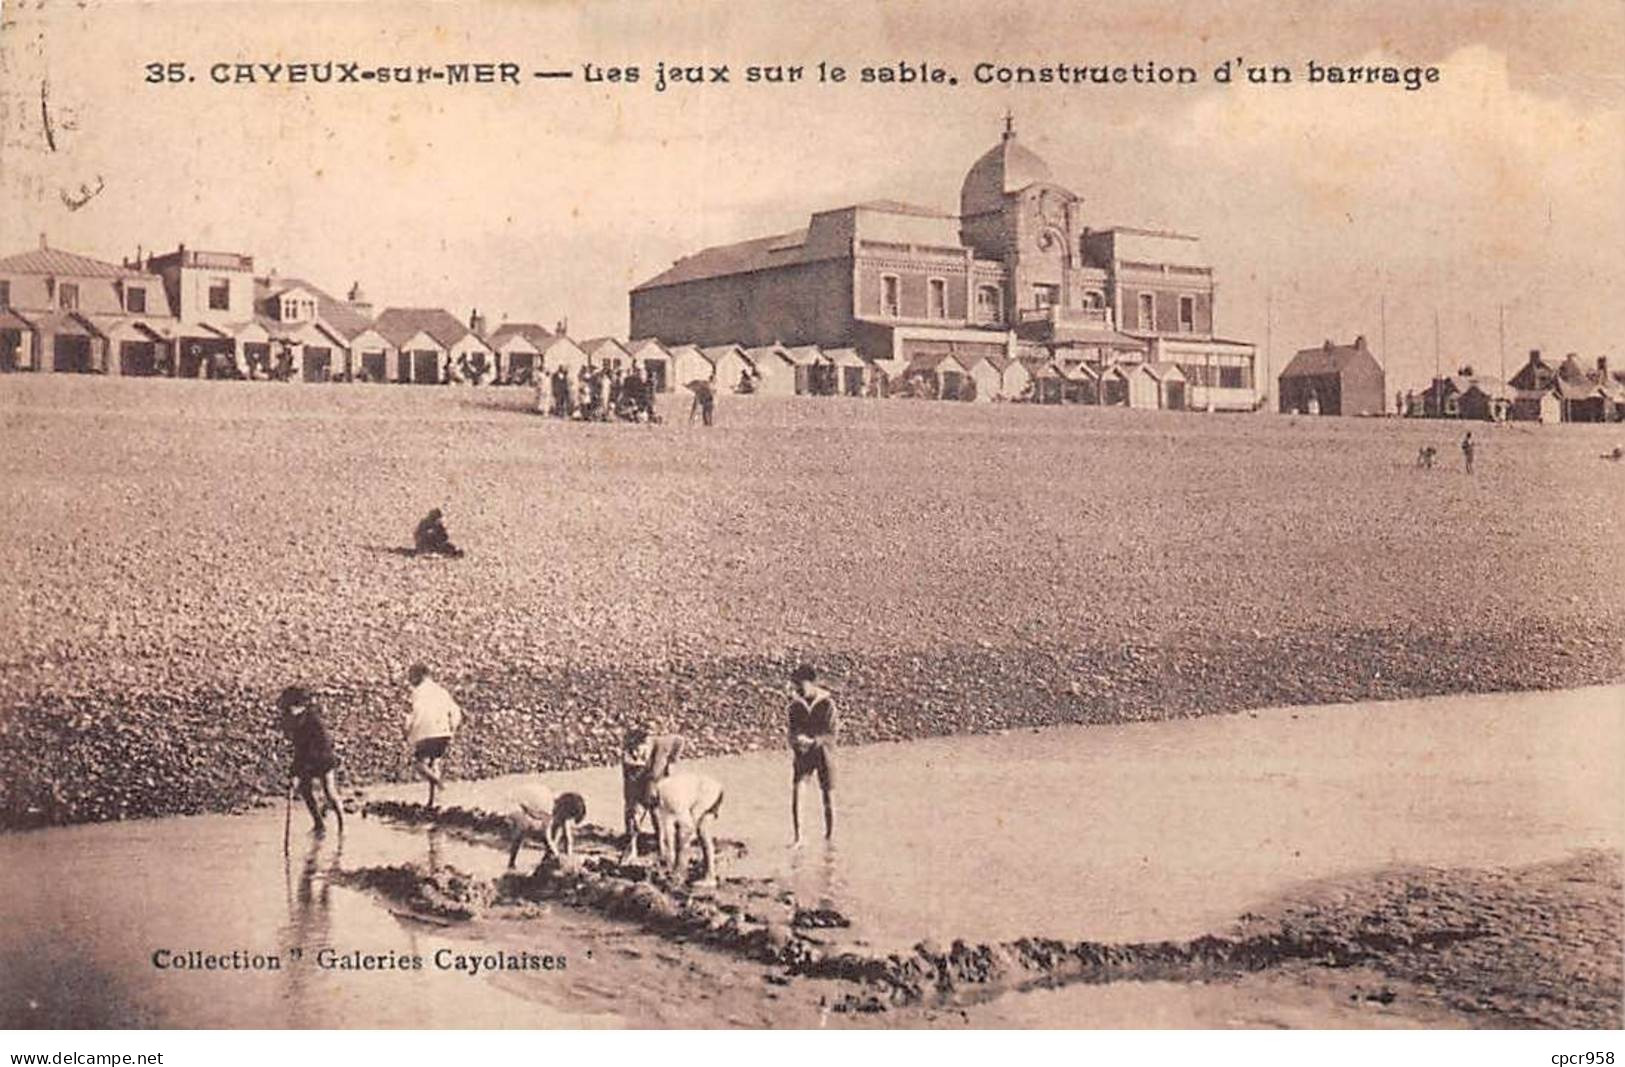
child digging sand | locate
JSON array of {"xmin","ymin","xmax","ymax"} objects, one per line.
[
  {"xmin": 506, "ymin": 783, "xmax": 587, "ymax": 869},
  {"xmin": 651, "ymin": 771, "xmax": 725, "ymax": 887}
]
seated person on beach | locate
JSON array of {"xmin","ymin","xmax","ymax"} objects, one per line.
[
  {"xmin": 506, "ymin": 783, "xmax": 587, "ymax": 869},
  {"xmin": 277, "ymin": 685, "xmax": 344, "ymax": 836},
  {"xmin": 413, "ymin": 508, "xmax": 463, "ymax": 558},
  {"xmin": 651, "ymin": 771, "xmax": 725, "ymax": 887},
  {"xmin": 620, "ymin": 724, "xmax": 684, "ymax": 863}
]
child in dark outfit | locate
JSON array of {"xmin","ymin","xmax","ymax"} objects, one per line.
[
  {"xmin": 278, "ymin": 686, "xmax": 344, "ymax": 835},
  {"xmin": 413, "ymin": 508, "xmax": 463, "ymax": 558}
]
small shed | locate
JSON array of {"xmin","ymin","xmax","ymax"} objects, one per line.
[
  {"xmin": 957, "ymin": 353, "xmax": 1001, "ymax": 403},
  {"xmin": 745, "ymin": 344, "xmax": 798, "ymax": 397},
  {"xmin": 668, "ymin": 343, "xmax": 714, "ymax": 388},
  {"xmin": 703, "ymin": 344, "xmax": 755, "ymax": 394},
  {"xmin": 580, "ymin": 337, "xmax": 631, "ymax": 372},
  {"xmin": 348, "ymin": 326, "xmax": 393, "ymax": 383},
  {"xmin": 1099, "ymin": 363, "xmax": 1133, "ymax": 407},
  {"xmin": 1028, "ymin": 360, "xmax": 1065, "ymax": 405},
  {"xmin": 1144, "ymin": 361, "xmax": 1188, "ymax": 410},
  {"xmin": 1125, "ymin": 363, "xmax": 1162, "ymax": 409},
  {"xmin": 785, "ymin": 345, "xmax": 826, "ymax": 395},
  {"xmin": 536, "ymin": 334, "xmax": 589, "ymax": 378},
  {"xmin": 488, "ymin": 323, "xmax": 550, "ymax": 384},
  {"xmin": 624, "ymin": 338, "xmax": 672, "ymax": 393},
  {"xmin": 375, "ymin": 307, "xmax": 472, "ymax": 385},
  {"xmin": 1054, "ymin": 360, "xmax": 1097, "ymax": 404},
  {"xmin": 991, "ymin": 355, "xmax": 1031, "ymax": 401},
  {"xmin": 823, "ymin": 347, "xmax": 866, "ymax": 396}
]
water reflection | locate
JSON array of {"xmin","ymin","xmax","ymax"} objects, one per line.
[
  {"xmin": 787, "ymin": 840, "xmax": 845, "ymax": 913},
  {"xmin": 425, "ymin": 826, "xmax": 444, "ymax": 874},
  {"xmin": 279, "ymin": 834, "xmax": 342, "ymax": 1024}
]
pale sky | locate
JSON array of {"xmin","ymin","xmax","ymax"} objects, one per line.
[{"xmin": 3, "ymin": 0, "xmax": 1622, "ymax": 392}]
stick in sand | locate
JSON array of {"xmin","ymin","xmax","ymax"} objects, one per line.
[{"xmin": 282, "ymin": 781, "xmax": 293, "ymax": 856}]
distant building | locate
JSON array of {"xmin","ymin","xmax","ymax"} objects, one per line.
[
  {"xmin": 631, "ymin": 117, "xmax": 1257, "ymax": 410},
  {"xmin": 374, "ymin": 307, "xmax": 479, "ymax": 384},
  {"xmin": 0, "ymin": 238, "xmax": 175, "ymax": 375},
  {"xmin": 1507, "ymin": 350, "xmax": 1622, "ymax": 422},
  {"xmin": 1277, "ymin": 336, "xmax": 1386, "ymax": 416}
]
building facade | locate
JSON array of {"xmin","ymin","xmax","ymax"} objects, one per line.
[
  {"xmin": 630, "ymin": 118, "xmax": 1259, "ymax": 409},
  {"xmin": 1278, "ymin": 336, "xmax": 1387, "ymax": 416}
]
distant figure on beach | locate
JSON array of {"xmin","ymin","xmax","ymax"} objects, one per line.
[
  {"xmin": 620, "ymin": 724, "xmax": 684, "ymax": 863},
  {"xmin": 1461, "ymin": 431, "xmax": 1476, "ymax": 474},
  {"xmin": 278, "ymin": 685, "xmax": 344, "ymax": 836},
  {"xmin": 505, "ymin": 783, "xmax": 587, "ymax": 869},
  {"xmin": 404, "ymin": 663, "xmax": 464, "ymax": 808},
  {"xmin": 413, "ymin": 508, "xmax": 463, "ymax": 558},
  {"xmin": 1603, "ymin": 446, "xmax": 1624, "ymax": 462},
  {"xmin": 651, "ymin": 771, "xmax": 725, "ymax": 886},
  {"xmin": 787, "ymin": 663, "xmax": 837, "ymax": 846},
  {"xmin": 1417, "ymin": 445, "xmax": 1436, "ymax": 469},
  {"xmin": 689, "ymin": 378, "xmax": 715, "ymax": 426}
]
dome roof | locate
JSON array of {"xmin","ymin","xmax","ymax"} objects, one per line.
[{"xmin": 960, "ymin": 118, "xmax": 1053, "ymax": 218}]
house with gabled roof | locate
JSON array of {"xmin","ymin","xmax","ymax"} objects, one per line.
[
  {"xmin": 374, "ymin": 307, "xmax": 473, "ymax": 384},
  {"xmin": 0, "ymin": 238, "xmax": 176, "ymax": 375},
  {"xmin": 250, "ymin": 274, "xmax": 366, "ymax": 381},
  {"xmin": 1278, "ymin": 336, "xmax": 1385, "ymax": 416}
]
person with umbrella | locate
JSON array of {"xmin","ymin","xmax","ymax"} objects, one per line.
[{"xmin": 687, "ymin": 375, "xmax": 716, "ymax": 426}]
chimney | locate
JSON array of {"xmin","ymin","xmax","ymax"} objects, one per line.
[
  {"xmin": 1323, "ymin": 339, "xmax": 1333, "ymax": 352},
  {"xmin": 39, "ymin": 233, "xmax": 47, "ymax": 251},
  {"xmin": 1528, "ymin": 349, "xmax": 1541, "ymax": 367},
  {"xmin": 555, "ymin": 317, "xmax": 569, "ymax": 336},
  {"xmin": 1599, "ymin": 356, "xmax": 1609, "ymax": 377},
  {"xmin": 1354, "ymin": 335, "xmax": 1367, "ymax": 350},
  {"xmin": 469, "ymin": 308, "xmax": 486, "ymax": 335}
]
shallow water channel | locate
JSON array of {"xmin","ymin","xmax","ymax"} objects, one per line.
[{"xmin": 3, "ymin": 685, "xmax": 1619, "ymax": 1027}]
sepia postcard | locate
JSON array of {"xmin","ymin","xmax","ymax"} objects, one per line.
[{"xmin": 0, "ymin": 0, "xmax": 1621, "ymax": 1039}]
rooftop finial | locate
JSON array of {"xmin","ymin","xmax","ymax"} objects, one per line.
[{"xmin": 1002, "ymin": 109, "xmax": 1015, "ymax": 139}]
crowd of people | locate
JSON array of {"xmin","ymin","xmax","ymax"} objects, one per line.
[
  {"xmin": 276, "ymin": 661, "xmax": 840, "ymax": 887},
  {"xmin": 535, "ymin": 363, "xmax": 662, "ymax": 423}
]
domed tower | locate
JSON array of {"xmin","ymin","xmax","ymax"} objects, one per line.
[
  {"xmin": 959, "ymin": 115, "xmax": 1084, "ymax": 330},
  {"xmin": 960, "ymin": 113, "xmax": 1054, "ymax": 228}
]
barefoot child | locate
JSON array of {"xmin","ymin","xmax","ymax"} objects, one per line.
[
  {"xmin": 619, "ymin": 723, "xmax": 684, "ymax": 863},
  {"xmin": 404, "ymin": 663, "xmax": 464, "ymax": 808},
  {"xmin": 787, "ymin": 664, "xmax": 837, "ymax": 846},
  {"xmin": 506, "ymin": 783, "xmax": 587, "ymax": 869},
  {"xmin": 651, "ymin": 772, "xmax": 725, "ymax": 886},
  {"xmin": 278, "ymin": 686, "xmax": 344, "ymax": 836}
]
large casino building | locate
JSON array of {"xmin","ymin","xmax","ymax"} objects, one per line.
[{"xmin": 630, "ymin": 118, "xmax": 1258, "ymax": 410}]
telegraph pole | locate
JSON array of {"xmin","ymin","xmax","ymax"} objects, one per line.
[
  {"xmin": 1433, "ymin": 309, "xmax": 1442, "ymax": 417},
  {"xmin": 1264, "ymin": 289, "xmax": 1273, "ymax": 412}
]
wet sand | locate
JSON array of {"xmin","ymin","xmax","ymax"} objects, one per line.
[{"xmin": 2, "ymin": 685, "xmax": 1620, "ymax": 1028}]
